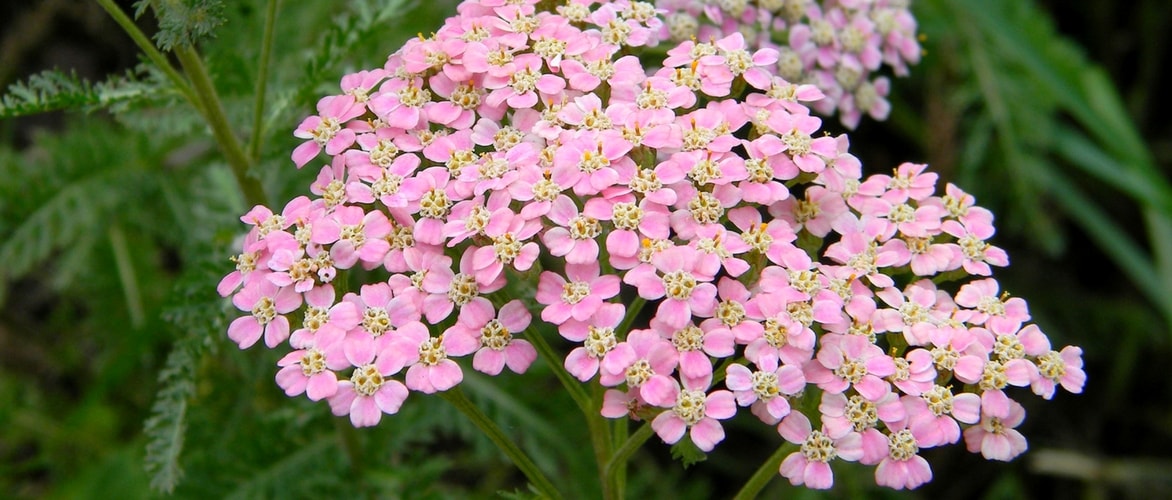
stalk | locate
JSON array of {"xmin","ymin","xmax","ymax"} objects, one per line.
[{"xmin": 440, "ymin": 388, "xmax": 563, "ymax": 499}]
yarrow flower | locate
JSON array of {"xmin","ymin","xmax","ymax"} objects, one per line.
[
  {"xmin": 656, "ymin": 0, "xmax": 922, "ymax": 128},
  {"xmin": 220, "ymin": 0, "xmax": 1083, "ymax": 491}
]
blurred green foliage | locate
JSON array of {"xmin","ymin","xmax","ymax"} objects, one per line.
[{"xmin": 1, "ymin": 0, "xmax": 1170, "ymax": 498}]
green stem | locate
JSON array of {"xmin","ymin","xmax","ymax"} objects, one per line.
[
  {"xmin": 333, "ymin": 417, "xmax": 365, "ymax": 482},
  {"xmin": 610, "ymin": 419, "xmax": 628, "ymax": 500},
  {"xmin": 525, "ymin": 324, "xmax": 593, "ymax": 414},
  {"xmin": 732, "ymin": 442, "xmax": 797, "ymax": 500},
  {"xmin": 173, "ymin": 45, "xmax": 269, "ymax": 208},
  {"xmin": 616, "ymin": 296, "xmax": 646, "ymax": 337},
  {"xmin": 107, "ymin": 225, "xmax": 144, "ymax": 328},
  {"xmin": 587, "ymin": 385, "xmax": 614, "ymax": 500},
  {"xmin": 603, "ymin": 421, "xmax": 653, "ymax": 489},
  {"xmin": 93, "ymin": 0, "xmax": 199, "ymax": 110},
  {"xmin": 440, "ymin": 388, "xmax": 562, "ymax": 499},
  {"xmin": 247, "ymin": 0, "xmax": 281, "ymax": 162}
]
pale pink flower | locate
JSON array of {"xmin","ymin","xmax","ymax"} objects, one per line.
[
  {"xmin": 600, "ymin": 329, "xmax": 680, "ymax": 406},
  {"xmin": 228, "ymin": 280, "xmax": 303, "ymax": 349},
  {"xmin": 725, "ymin": 358, "xmax": 804, "ymax": 424},
  {"xmin": 292, "ymin": 95, "xmax": 366, "ymax": 168},
  {"xmin": 650, "ymin": 376, "xmax": 736, "ymax": 452},
  {"xmin": 623, "ymin": 246, "xmax": 718, "ymax": 329},
  {"xmin": 445, "ymin": 299, "xmax": 537, "ymax": 375},
  {"xmin": 562, "ymin": 303, "xmax": 625, "ymax": 381},
  {"xmin": 941, "ymin": 218, "xmax": 1009, "ymax": 276},
  {"xmin": 806, "ymin": 334, "xmax": 896, "ymax": 401},
  {"xmin": 778, "ymin": 411, "xmax": 864, "ymax": 489},
  {"xmin": 874, "ymin": 429, "xmax": 933, "ymax": 490},
  {"xmin": 276, "ymin": 342, "xmax": 348, "ymax": 401},
  {"xmin": 954, "ymin": 278, "xmax": 1031, "ymax": 334},
  {"xmin": 535, "ymin": 262, "xmax": 621, "ymax": 325},
  {"xmin": 963, "ymin": 399, "xmax": 1029, "ymax": 461},
  {"xmin": 902, "ymin": 385, "xmax": 982, "ymax": 448},
  {"xmin": 542, "ymin": 196, "xmax": 604, "ymax": 264},
  {"xmin": 327, "ymin": 345, "xmax": 409, "ymax": 427}
]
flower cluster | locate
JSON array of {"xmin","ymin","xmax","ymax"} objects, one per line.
[
  {"xmin": 219, "ymin": 0, "xmax": 1082, "ymax": 491},
  {"xmin": 657, "ymin": 0, "xmax": 921, "ymax": 128}
]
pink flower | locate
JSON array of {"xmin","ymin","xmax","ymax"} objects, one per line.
[
  {"xmin": 292, "ymin": 95, "xmax": 366, "ymax": 168},
  {"xmin": 954, "ymin": 278, "xmax": 1030, "ymax": 334},
  {"xmin": 276, "ymin": 342, "xmax": 348, "ymax": 401},
  {"xmin": 600, "ymin": 329, "xmax": 679, "ymax": 406},
  {"xmin": 941, "ymin": 217, "xmax": 1009, "ymax": 276},
  {"xmin": 446, "ymin": 299, "xmax": 538, "ymax": 375},
  {"xmin": 623, "ymin": 246, "xmax": 718, "ymax": 329},
  {"xmin": 805, "ymin": 334, "xmax": 896, "ymax": 401},
  {"xmin": 724, "ymin": 358, "xmax": 804, "ymax": 424},
  {"xmin": 228, "ymin": 280, "xmax": 303, "ymax": 349},
  {"xmin": 386, "ymin": 321, "xmax": 465, "ymax": 394},
  {"xmin": 1032, "ymin": 344, "xmax": 1086, "ymax": 399},
  {"xmin": 778, "ymin": 411, "xmax": 863, "ymax": 489},
  {"xmin": 327, "ymin": 342, "xmax": 409, "ymax": 427},
  {"xmin": 562, "ymin": 303, "xmax": 625, "ymax": 381},
  {"xmin": 650, "ymin": 376, "xmax": 737, "ymax": 452},
  {"xmin": 289, "ymin": 284, "xmax": 360, "ymax": 349},
  {"xmin": 902, "ymin": 385, "xmax": 981, "ymax": 448},
  {"xmin": 420, "ymin": 248, "xmax": 502, "ymax": 323},
  {"xmin": 874, "ymin": 429, "xmax": 933, "ymax": 490},
  {"xmin": 535, "ymin": 262, "xmax": 621, "ymax": 325},
  {"xmin": 963, "ymin": 399, "xmax": 1029, "ymax": 461},
  {"xmin": 542, "ymin": 196, "xmax": 604, "ymax": 264}
]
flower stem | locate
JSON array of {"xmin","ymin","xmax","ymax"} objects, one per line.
[
  {"xmin": 107, "ymin": 225, "xmax": 144, "ymax": 329},
  {"xmin": 525, "ymin": 324, "xmax": 593, "ymax": 414},
  {"xmin": 732, "ymin": 441, "xmax": 797, "ymax": 500},
  {"xmin": 440, "ymin": 387, "xmax": 562, "ymax": 499},
  {"xmin": 93, "ymin": 0, "xmax": 199, "ymax": 111},
  {"xmin": 603, "ymin": 421, "xmax": 653, "ymax": 490},
  {"xmin": 616, "ymin": 296, "xmax": 646, "ymax": 337},
  {"xmin": 248, "ymin": 0, "xmax": 281, "ymax": 163},
  {"xmin": 173, "ymin": 45, "xmax": 269, "ymax": 208}
]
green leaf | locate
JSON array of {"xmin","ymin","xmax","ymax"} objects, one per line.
[
  {"xmin": 0, "ymin": 67, "xmax": 177, "ymax": 118},
  {"xmin": 135, "ymin": 0, "xmax": 227, "ymax": 51},
  {"xmin": 670, "ymin": 438, "xmax": 708, "ymax": 469},
  {"xmin": 145, "ymin": 257, "xmax": 229, "ymax": 493}
]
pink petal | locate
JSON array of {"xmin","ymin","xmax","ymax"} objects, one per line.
[
  {"xmin": 651, "ymin": 412, "xmax": 687, "ymax": 445},
  {"xmin": 689, "ymin": 418, "xmax": 725, "ymax": 452}
]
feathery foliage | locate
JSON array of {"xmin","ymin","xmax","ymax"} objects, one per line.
[
  {"xmin": 134, "ymin": 0, "xmax": 227, "ymax": 51},
  {"xmin": 0, "ymin": 67, "xmax": 174, "ymax": 118}
]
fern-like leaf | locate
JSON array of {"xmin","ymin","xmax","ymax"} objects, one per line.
[
  {"xmin": 145, "ymin": 258, "xmax": 227, "ymax": 493},
  {"xmin": 134, "ymin": 0, "xmax": 226, "ymax": 51},
  {"xmin": 0, "ymin": 67, "xmax": 177, "ymax": 118}
]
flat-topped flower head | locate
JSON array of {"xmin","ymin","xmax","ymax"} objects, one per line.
[{"xmin": 219, "ymin": 0, "xmax": 1081, "ymax": 491}]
